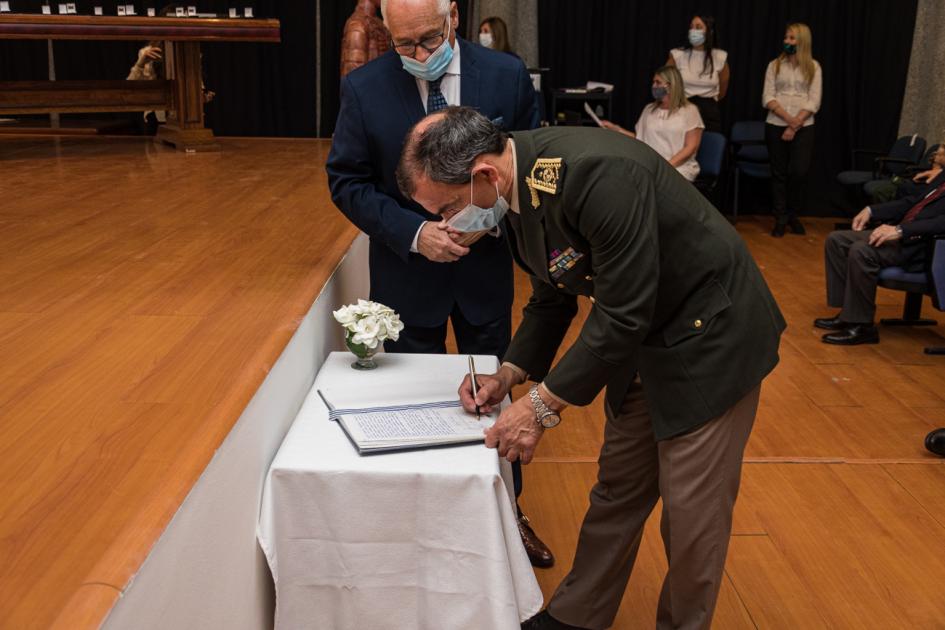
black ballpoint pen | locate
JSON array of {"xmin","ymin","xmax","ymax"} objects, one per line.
[{"xmin": 468, "ymin": 355, "xmax": 481, "ymax": 420}]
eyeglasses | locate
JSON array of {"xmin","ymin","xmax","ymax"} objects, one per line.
[{"xmin": 391, "ymin": 16, "xmax": 450, "ymax": 56}]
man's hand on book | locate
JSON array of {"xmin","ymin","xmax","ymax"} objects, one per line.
[
  {"xmin": 483, "ymin": 396, "xmax": 543, "ymax": 465},
  {"xmin": 459, "ymin": 365, "xmax": 520, "ymax": 415}
]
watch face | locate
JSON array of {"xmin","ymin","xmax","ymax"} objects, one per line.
[{"xmin": 541, "ymin": 413, "xmax": 561, "ymax": 429}]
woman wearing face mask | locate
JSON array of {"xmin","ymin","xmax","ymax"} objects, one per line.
[
  {"xmin": 763, "ymin": 22, "xmax": 822, "ymax": 237},
  {"xmin": 478, "ymin": 16, "xmax": 515, "ymax": 56},
  {"xmin": 601, "ymin": 66, "xmax": 704, "ymax": 181},
  {"xmin": 665, "ymin": 14, "xmax": 729, "ymax": 134}
]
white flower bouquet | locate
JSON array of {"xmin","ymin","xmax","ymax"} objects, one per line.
[{"xmin": 332, "ymin": 299, "xmax": 404, "ymax": 369}]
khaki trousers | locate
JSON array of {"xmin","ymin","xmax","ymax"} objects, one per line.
[{"xmin": 547, "ymin": 380, "xmax": 761, "ymax": 630}]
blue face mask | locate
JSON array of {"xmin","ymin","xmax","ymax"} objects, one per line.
[
  {"xmin": 688, "ymin": 29, "xmax": 705, "ymax": 46},
  {"xmin": 399, "ymin": 19, "xmax": 454, "ymax": 82},
  {"xmin": 651, "ymin": 85, "xmax": 668, "ymax": 101},
  {"xmin": 447, "ymin": 179, "xmax": 509, "ymax": 234},
  {"xmin": 783, "ymin": 43, "xmax": 797, "ymax": 55}
]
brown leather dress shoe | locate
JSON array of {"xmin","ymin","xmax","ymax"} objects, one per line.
[{"xmin": 518, "ymin": 514, "xmax": 555, "ymax": 568}]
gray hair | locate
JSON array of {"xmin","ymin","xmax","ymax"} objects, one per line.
[
  {"xmin": 380, "ymin": 0, "xmax": 450, "ymax": 23},
  {"xmin": 397, "ymin": 106, "xmax": 507, "ymax": 199}
]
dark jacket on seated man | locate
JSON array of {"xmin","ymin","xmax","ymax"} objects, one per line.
[
  {"xmin": 871, "ymin": 170, "xmax": 945, "ymax": 271},
  {"xmin": 819, "ymin": 170, "xmax": 945, "ymax": 345}
]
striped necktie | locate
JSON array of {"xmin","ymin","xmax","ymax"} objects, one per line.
[
  {"xmin": 427, "ymin": 77, "xmax": 448, "ymax": 113},
  {"xmin": 902, "ymin": 181, "xmax": 945, "ymax": 224}
]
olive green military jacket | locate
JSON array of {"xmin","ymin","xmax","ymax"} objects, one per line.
[{"xmin": 503, "ymin": 127, "xmax": 786, "ymax": 440}]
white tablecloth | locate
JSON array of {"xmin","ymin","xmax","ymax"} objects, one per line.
[{"xmin": 257, "ymin": 352, "xmax": 543, "ymax": 630}]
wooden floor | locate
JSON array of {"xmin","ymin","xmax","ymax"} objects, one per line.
[
  {"xmin": 514, "ymin": 217, "xmax": 945, "ymax": 629},
  {"xmin": 0, "ymin": 136, "xmax": 358, "ymax": 629},
  {"xmin": 3, "ymin": 136, "xmax": 945, "ymax": 629}
]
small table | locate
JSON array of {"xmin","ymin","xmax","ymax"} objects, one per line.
[
  {"xmin": 257, "ymin": 352, "xmax": 543, "ymax": 630},
  {"xmin": 551, "ymin": 89, "xmax": 613, "ymax": 126}
]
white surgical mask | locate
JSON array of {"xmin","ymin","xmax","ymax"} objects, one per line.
[
  {"xmin": 479, "ymin": 32, "xmax": 494, "ymax": 48},
  {"xmin": 447, "ymin": 178, "xmax": 509, "ymax": 234},
  {"xmin": 688, "ymin": 29, "xmax": 705, "ymax": 46}
]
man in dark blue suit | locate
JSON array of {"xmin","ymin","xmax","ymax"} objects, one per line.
[
  {"xmin": 326, "ymin": 0, "xmax": 552, "ymax": 566},
  {"xmin": 817, "ymin": 168, "xmax": 945, "ymax": 345}
]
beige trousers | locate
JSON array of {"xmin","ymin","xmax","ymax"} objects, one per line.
[{"xmin": 547, "ymin": 380, "xmax": 762, "ymax": 630}]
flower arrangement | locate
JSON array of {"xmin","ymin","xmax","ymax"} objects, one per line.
[{"xmin": 333, "ymin": 299, "xmax": 404, "ymax": 369}]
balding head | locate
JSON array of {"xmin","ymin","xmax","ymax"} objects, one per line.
[
  {"xmin": 396, "ymin": 106, "xmax": 506, "ymax": 200},
  {"xmin": 381, "ymin": 0, "xmax": 449, "ymax": 23}
]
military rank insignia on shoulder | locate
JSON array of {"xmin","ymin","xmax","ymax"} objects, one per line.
[{"xmin": 525, "ymin": 158, "xmax": 565, "ymax": 209}]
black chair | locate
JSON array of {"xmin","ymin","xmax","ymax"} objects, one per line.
[
  {"xmin": 729, "ymin": 121, "xmax": 770, "ymax": 222},
  {"xmin": 922, "ymin": 238, "xmax": 945, "ymax": 354},
  {"xmin": 837, "ymin": 134, "xmax": 927, "ymax": 198},
  {"xmin": 694, "ymin": 131, "xmax": 727, "ymax": 207},
  {"xmin": 876, "ymin": 236, "xmax": 945, "ymax": 334},
  {"xmin": 864, "ymin": 143, "xmax": 941, "ymax": 202}
]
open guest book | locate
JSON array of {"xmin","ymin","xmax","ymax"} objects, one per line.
[{"xmin": 317, "ymin": 389, "xmax": 497, "ymax": 455}]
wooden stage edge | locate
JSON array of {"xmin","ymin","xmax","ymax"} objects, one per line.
[
  {"xmin": 0, "ymin": 136, "xmax": 358, "ymax": 629},
  {"xmin": 5, "ymin": 135, "xmax": 945, "ymax": 629}
]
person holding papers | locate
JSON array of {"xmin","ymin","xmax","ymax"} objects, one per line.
[
  {"xmin": 396, "ymin": 106, "xmax": 785, "ymax": 630},
  {"xmin": 600, "ymin": 66, "xmax": 704, "ymax": 182}
]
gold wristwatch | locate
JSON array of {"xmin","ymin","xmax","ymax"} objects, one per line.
[{"xmin": 528, "ymin": 384, "xmax": 561, "ymax": 429}]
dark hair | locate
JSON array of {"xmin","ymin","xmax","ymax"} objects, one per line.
[
  {"xmin": 397, "ymin": 106, "xmax": 507, "ymax": 199},
  {"xmin": 684, "ymin": 14, "xmax": 717, "ymax": 77},
  {"xmin": 480, "ymin": 16, "xmax": 513, "ymax": 54}
]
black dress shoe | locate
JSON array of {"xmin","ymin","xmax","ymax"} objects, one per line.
[
  {"xmin": 518, "ymin": 514, "xmax": 555, "ymax": 568},
  {"xmin": 822, "ymin": 324, "xmax": 879, "ymax": 345},
  {"xmin": 771, "ymin": 221, "xmax": 786, "ymax": 237},
  {"xmin": 814, "ymin": 315, "xmax": 847, "ymax": 330},
  {"xmin": 521, "ymin": 610, "xmax": 591, "ymax": 630},
  {"xmin": 926, "ymin": 428, "xmax": 945, "ymax": 456}
]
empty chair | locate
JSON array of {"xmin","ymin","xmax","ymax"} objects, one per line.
[
  {"xmin": 694, "ymin": 131, "xmax": 727, "ymax": 206},
  {"xmin": 729, "ymin": 120, "xmax": 770, "ymax": 221}
]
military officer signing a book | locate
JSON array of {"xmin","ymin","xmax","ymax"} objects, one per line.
[{"xmin": 395, "ymin": 106, "xmax": 786, "ymax": 630}]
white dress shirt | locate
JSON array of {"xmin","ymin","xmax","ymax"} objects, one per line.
[
  {"xmin": 670, "ymin": 47, "xmax": 728, "ymax": 99},
  {"xmin": 762, "ymin": 58, "xmax": 822, "ymax": 127},
  {"xmin": 634, "ymin": 103, "xmax": 704, "ymax": 181},
  {"xmin": 410, "ymin": 40, "xmax": 462, "ymax": 253}
]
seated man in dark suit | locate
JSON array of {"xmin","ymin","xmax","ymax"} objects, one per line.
[
  {"xmin": 326, "ymin": 0, "xmax": 553, "ymax": 565},
  {"xmin": 816, "ymin": 169, "xmax": 945, "ymax": 345}
]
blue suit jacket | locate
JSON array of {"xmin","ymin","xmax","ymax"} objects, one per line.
[
  {"xmin": 326, "ymin": 38, "xmax": 539, "ymax": 327},
  {"xmin": 871, "ymin": 171, "xmax": 945, "ymax": 270}
]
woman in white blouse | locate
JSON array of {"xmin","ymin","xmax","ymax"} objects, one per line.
[
  {"xmin": 666, "ymin": 14, "xmax": 729, "ymax": 133},
  {"xmin": 763, "ymin": 22, "xmax": 822, "ymax": 237},
  {"xmin": 602, "ymin": 66, "xmax": 704, "ymax": 181}
]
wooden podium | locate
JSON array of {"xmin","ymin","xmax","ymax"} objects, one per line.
[{"xmin": 0, "ymin": 14, "xmax": 281, "ymax": 151}]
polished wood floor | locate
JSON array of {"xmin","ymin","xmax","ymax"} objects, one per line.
[
  {"xmin": 0, "ymin": 136, "xmax": 358, "ymax": 629},
  {"xmin": 3, "ymin": 135, "xmax": 945, "ymax": 629},
  {"xmin": 514, "ymin": 217, "xmax": 945, "ymax": 629}
]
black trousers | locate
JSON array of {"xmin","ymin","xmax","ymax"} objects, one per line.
[
  {"xmin": 765, "ymin": 123, "xmax": 815, "ymax": 223},
  {"xmin": 689, "ymin": 96, "xmax": 721, "ymax": 134},
  {"xmin": 824, "ymin": 230, "xmax": 903, "ymax": 324},
  {"xmin": 384, "ymin": 303, "xmax": 523, "ymax": 499}
]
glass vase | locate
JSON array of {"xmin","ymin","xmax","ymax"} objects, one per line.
[{"xmin": 345, "ymin": 333, "xmax": 379, "ymax": 370}]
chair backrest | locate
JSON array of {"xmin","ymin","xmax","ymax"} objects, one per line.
[
  {"xmin": 930, "ymin": 239, "xmax": 945, "ymax": 311},
  {"xmin": 696, "ymin": 131, "xmax": 727, "ymax": 178},
  {"xmin": 889, "ymin": 134, "xmax": 927, "ymax": 168},
  {"xmin": 730, "ymin": 120, "xmax": 765, "ymax": 144}
]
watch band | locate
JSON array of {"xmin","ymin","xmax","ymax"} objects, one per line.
[{"xmin": 528, "ymin": 384, "xmax": 560, "ymax": 428}]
